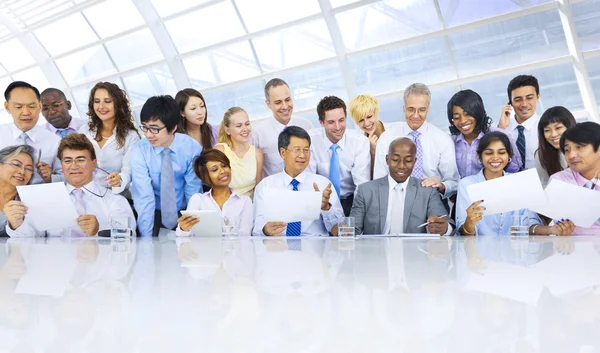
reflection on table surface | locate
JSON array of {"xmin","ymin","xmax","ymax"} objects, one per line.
[{"xmin": 1, "ymin": 235, "xmax": 600, "ymax": 352}]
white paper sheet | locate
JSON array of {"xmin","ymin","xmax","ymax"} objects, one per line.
[
  {"xmin": 263, "ymin": 189, "xmax": 322, "ymax": 222},
  {"xmin": 531, "ymin": 179, "xmax": 600, "ymax": 228},
  {"xmin": 466, "ymin": 169, "xmax": 545, "ymax": 215},
  {"xmin": 16, "ymin": 182, "xmax": 79, "ymax": 231}
]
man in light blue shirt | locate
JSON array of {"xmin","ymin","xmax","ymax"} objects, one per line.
[{"xmin": 131, "ymin": 95, "xmax": 202, "ymax": 237}]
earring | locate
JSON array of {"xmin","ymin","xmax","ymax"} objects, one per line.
[{"xmin": 508, "ymin": 158, "xmax": 512, "ymax": 163}]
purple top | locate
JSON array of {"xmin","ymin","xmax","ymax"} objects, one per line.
[
  {"xmin": 209, "ymin": 123, "xmax": 219, "ymax": 147},
  {"xmin": 451, "ymin": 126, "xmax": 522, "ymax": 178}
]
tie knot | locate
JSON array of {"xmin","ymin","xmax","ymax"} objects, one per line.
[
  {"xmin": 584, "ymin": 180, "xmax": 595, "ymax": 189},
  {"xmin": 72, "ymin": 188, "xmax": 84, "ymax": 199},
  {"xmin": 58, "ymin": 129, "xmax": 69, "ymax": 138},
  {"xmin": 409, "ymin": 130, "xmax": 421, "ymax": 138},
  {"xmin": 517, "ymin": 125, "xmax": 525, "ymax": 132},
  {"xmin": 290, "ymin": 178, "xmax": 300, "ymax": 188},
  {"xmin": 330, "ymin": 144, "xmax": 340, "ymax": 152}
]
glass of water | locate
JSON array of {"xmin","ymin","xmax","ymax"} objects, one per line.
[
  {"xmin": 510, "ymin": 215, "xmax": 529, "ymax": 237},
  {"xmin": 338, "ymin": 217, "xmax": 355, "ymax": 238},
  {"xmin": 222, "ymin": 217, "xmax": 238, "ymax": 236},
  {"xmin": 111, "ymin": 216, "xmax": 132, "ymax": 238}
]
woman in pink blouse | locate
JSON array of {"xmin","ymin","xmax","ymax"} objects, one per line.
[{"xmin": 176, "ymin": 149, "xmax": 253, "ymax": 236}]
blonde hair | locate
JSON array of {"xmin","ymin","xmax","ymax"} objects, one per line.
[
  {"xmin": 218, "ymin": 107, "xmax": 247, "ymax": 149},
  {"xmin": 349, "ymin": 94, "xmax": 380, "ymax": 125}
]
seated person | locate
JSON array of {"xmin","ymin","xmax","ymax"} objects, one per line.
[
  {"xmin": 176, "ymin": 149, "xmax": 253, "ymax": 236},
  {"xmin": 456, "ymin": 131, "xmax": 572, "ymax": 236},
  {"xmin": 131, "ymin": 95, "xmax": 202, "ymax": 237},
  {"xmin": 252, "ymin": 126, "xmax": 344, "ymax": 236},
  {"xmin": 549, "ymin": 122, "xmax": 600, "ymax": 235},
  {"xmin": 350, "ymin": 137, "xmax": 451, "ymax": 235},
  {"xmin": 1, "ymin": 145, "xmax": 35, "ymax": 237},
  {"xmin": 4, "ymin": 134, "xmax": 135, "ymax": 237}
]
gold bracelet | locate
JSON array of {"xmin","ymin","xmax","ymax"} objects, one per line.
[{"xmin": 461, "ymin": 224, "xmax": 475, "ymax": 235}]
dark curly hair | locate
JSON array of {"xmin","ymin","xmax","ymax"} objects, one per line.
[
  {"xmin": 447, "ymin": 89, "xmax": 492, "ymax": 136},
  {"xmin": 87, "ymin": 82, "xmax": 140, "ymax": 149},
  {"xmin": 317, "ymin": 95, "xmax": 347, "ymax": 121}
]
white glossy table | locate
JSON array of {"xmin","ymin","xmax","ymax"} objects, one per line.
[{"xmin": 1, "ymin": 235, "xmax": 599, "ymax": 352}]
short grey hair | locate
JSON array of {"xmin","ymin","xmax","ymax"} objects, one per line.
[
  {"xmin": 264, "ymin": 78, "xmax": 289, "ymax": 101},
  {"xmin": 403, "ymin": 83, "xmax": 431, "ymax": 104},
  {"xmin": 0, "ymin": 145, "xmax": 35, "ymax": 164}
]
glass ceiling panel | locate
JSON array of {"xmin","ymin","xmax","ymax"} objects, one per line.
[
  {"xmin": 252, "ymin": 19, "xmax": 335, "ymax": 72},
  {"xmin": 438, "ymin": 0, "xmax": 553, "ymax": 28},
  {"xmin": 572, "ymin": 0, "xmax": 600, "ymax": 52},
  {"xmin": 202, "ymin": 80, "xmax": 270, "ymax": 124},
  {"xmin": 12, "ymin": 66, "xmax": 50, "ymax": 91},
  {"xmin": 105, "ymin": 29, "xmax": 162, "ymax": 71},
  {"xmin": 330, "ymin": 0, "xmax": 362, "ymax": 8},
  {"xmin": 84, "ymin": 0, "xmax": 145, "ymax": 39},
  {"xmin": 448, "ymin": 9, "xmax": 568, "ymax": 77},
  {"xmin": 235, "ymin": 0, "xmax": 321, "ymax": 32},
  {"xmin": 336, "ymin": 0, "xmax": 441, "ymax": 52},
  {"xmin": 122, "ymin": 63, "xmax": 177, "ymax": 107},
  {"xmin": 165, "ymin": 1, "xmax": 245, "ymax": 54},
  {"xmin": 183, "ymin": 40, "xmax": 261, "ymax": 89},
  {"xmin": 585, "ymin": 56, "xmax": 600, "ymax": 108},
  {"xmin": 34, "ymin": 12, "xmax": 99, "ymax": 56},
  {"xmin": 1, "ymin": 0, "xmax": 82, "ymax": 29},
  {"xmin": 0, "ymin": 38, "xmax": 36, "ymax": 71},
  {"xmin": 56, "ymin": 45, "xmax": 117, "ymax": 86},
  {"xmin": 149, "ymin": 0, "xmax": 214, "ymax": 18}
]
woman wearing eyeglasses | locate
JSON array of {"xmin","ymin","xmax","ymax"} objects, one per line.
[
  {"xmin": 0, "ymin": 145, "xmax": 35, "ymax": 237},
  {"xmin": 79, "ymin": 82, "xmax": 140, "ymax": 196}
]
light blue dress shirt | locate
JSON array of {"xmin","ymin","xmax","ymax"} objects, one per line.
[
  {"xmin": 131, "ymin": 133, "xmax": 202, "ymax": 237},
  {"xmin": 456, "ymin": 169, "xmax": 541, "ymax": 235}
]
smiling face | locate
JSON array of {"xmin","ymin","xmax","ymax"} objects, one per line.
[
  {"xmin": 543, "ymin": 122, "xmax": 567, "ymax": 150},
  {"xmin": 563, "ymin": 139, "xmax": 600, "ymax": 179},
  {"xmin": 182, "ymin": 96, "xmax": 207, "ymax": 127},
  {"xmin": 225, "ymin": 111, "xmax": 251, "ymax": 144},
  {"xmin": 0, "ymin": 152, "xmax": 34, "ymax": 187},
  {"xmin": 452, "ymin": 106, "xmax": 478, "ymax": 137},
  {"xmin": 480, "ymin": 140, "xmax": 510, "ymax": 174},
  {"xmin": 356, "ymin": 110, "xmax": 379, "ymax": 135},
  {"xmin": 386, "ymin": 141, "xmax": 416, "ymax": 183},
  {"xmin": 5, "ymin": 87, "xmax": 41, "ymax": 132},
  {"xmin": 403, "ymin": 94, "xmax": 429, "ymax": 131},
  {"xmin": 61, "ymin": 149, "xmax": 96, "ymax": 188},
  {"xmin": 266, "ymin": 84, "xmax": 294, "ymax": 125},
  {"xmin": 206, "ymin": 160, "xmax": 231, "ymax": 188},
  {"xmin": 93, "ymin": 88, "xmax": 115, "ymax": 123},
  {"xmin": 142, "ymin": 119, "xmax": 175, "ymax": 148},
  {"xmin": 280, "ymin": 136, "xmax": 310, "ymax": 177},
  {"xmin": 320, "ymin": 108, "xmax": 347, "ymax": 144},
  {"xmin": 510, "ymin": 86, "xmax": 539, "ymax": 123}
]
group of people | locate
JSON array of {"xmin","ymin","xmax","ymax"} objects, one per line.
[{"xmin": 0, "ymin": 74, "xmax": 598, "ymax": 238}]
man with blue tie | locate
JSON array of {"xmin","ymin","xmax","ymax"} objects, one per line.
[
  {"xmin": 309, "ymin": 96, "xmax": 370, "ymax": 216},
  {"xmin": 40, "ymin": 88, "xmax": 86, "ymax": 138},
  {"xmin": 131, "ymin": 95, "xmax": 202, "ymax": 237},
  {"xmin": 253, "ymin": 126, "xmax": 344, "ymax": 236}
]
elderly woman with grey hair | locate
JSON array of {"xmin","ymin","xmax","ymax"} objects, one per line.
[{"xmin": 0, "ymin": 145, "xmax": 35, "ymax": 237}]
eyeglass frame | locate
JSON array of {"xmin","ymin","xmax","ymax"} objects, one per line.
[
  {"xmin": 139, "ymin": 125, "xmax": 168, "ymax": 134},
  {"xmin": 61, "ymin": 157, "xmax": 92, "ymax": 166},
  {"xmin": 0, "ymin": 160, "xmax": 35, "ymax": 174},
  {"xmin": 283, "ymin": 147, "xmax": 311, "ymax": 155},
  {"xmin": 41, "ymin": 101, "xmax": 66, "ymax": 112}
]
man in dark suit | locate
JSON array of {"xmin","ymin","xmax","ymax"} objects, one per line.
[{"xmin": 350, "ymin": 137, "xmax": 452, "ymax": 235}]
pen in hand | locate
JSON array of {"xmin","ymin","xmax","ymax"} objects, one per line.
[{"xmin": 417, "ymin": 215, "xmax": 449, "ymax": 228}]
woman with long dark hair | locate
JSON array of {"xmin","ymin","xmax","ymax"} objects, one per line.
[{"xmin": 175, "ymin": 88, "xmax": 217, "ymax": 151}]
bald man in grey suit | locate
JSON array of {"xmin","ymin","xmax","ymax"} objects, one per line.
[{"xmin": 350, "ymin": 138, "xmax": 453, "ymax": 235}]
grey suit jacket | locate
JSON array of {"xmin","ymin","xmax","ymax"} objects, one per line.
[{"xmin": 350, "ymin": 176, "xmax": 451, "ymax": 235}]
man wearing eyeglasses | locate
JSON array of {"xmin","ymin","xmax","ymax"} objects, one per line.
[
  {"xmin": 0, "ymin": 81, "xmax": 63, "ymax": 184},
  {"xmin": 253, "ymin": 126, "xmax": 344, "ymax": 236},
  {"xmin": 131, "ymin": 95, "xmax": 202, "ymax": 237},
  {"xmin": 5, "ymin": 133, "xmax": 135, "ymax": 237},
  {"xmin": 41, "ymin": 88, "xmax": 85, "ymax": 138}
]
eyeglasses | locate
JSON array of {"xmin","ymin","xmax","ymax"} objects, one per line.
[
  {"xmin": 1, "ymin": 160, "xmax": 34, "ymax": 174},
  {"xmin": 139, "ymin": 125, "xmax": 167, "ymax": 134},
  {"xmin": 62, "ymin": 157, "xmax": 90, "ymax": 166},
  {"xmin": 284, "ymin": 148, "xmax": 311, "ymax": 155},
  {"xmin": 41, "ymin": 101, "xmax": 65, "ymax": 112}
]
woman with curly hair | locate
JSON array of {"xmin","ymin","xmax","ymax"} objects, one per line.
[
  {"xmin": 175, "ymin": 88, "xmax": 217, "ymax": 151},
  {"xmin": 78, "ymin": 82, "xmax": 140, "ymax": 195}
]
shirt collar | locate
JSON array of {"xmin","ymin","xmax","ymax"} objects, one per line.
[
  {"xmin": 454, "ymin": 130, "xmax": 485, "ymax": 144},
  {"xmin": 46, "ymin": 117, "xmax": 77, "ymax": 134},
  {"xmin": 476, "ymin": 168, "xmax": 507, "ymax": 181},
  {"xmin": 387, "ymin": 174, "xmax": 410, "ymax": 193},
  {"xmin": 508, "ymin": 113, "xmax": 539, "ymax": 131},
  {"xmin": 271, "ymin": 117, "xmax": 290, "ymax": 131},
  {"xmin": 152, "ymin": 134, "xmax": 178, "ymax": 155},
  {"xmin": 567, "ymin": 168, "xmax": 593, "ymax": 186},
  {"xmin": 204, "ymin": 188, "xmax": 241, "ymax": 200},
  {"xmin": 283, "ymin": 169, "xmax": 308, "ymax": 186},
  {"xmin": 66, "ymin": 180, "xmax": 98, "ymax": 195},
  {"xmin": 404, "ymin": 121, "xmax": 429, "ymax": 134},
  {"xmin": 321, "ymin": 128, "xmax": 346, "ymax": 150},
  {"xmin": 11, "ymin": 124, "xmax": 40, "ymax": 143}
]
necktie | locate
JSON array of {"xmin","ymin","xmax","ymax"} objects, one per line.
[
  {"xmin": 409, "ymin": 130, "xmax": 425, "ymax": 179},
  {"xmin": 516, "ymin": 125, "xmax": 526, "ymax": 169},
  {"xmin": 584, "ymin": 180, "xmax": 595, "ymax": 190},
  {"xmin": 58, "ymin": 129, "xmax": 69, "ymax": 138},
  {"xmin": 329, "ymin": 144, "xmax": 341, "ymax": 198},
  {"xmin": 20, "ymin": 132, "xmax": 29, "ymax": 146},
  {"xmin": 389, "ymin": 184, "xmax": 404, "ymax": 234},
  {"xmin": 286, "ymin": 179, "xmax": 302, "ymax": 236},
  {"xmin": 71, "ymin": 188, "xmax": 86, "ymax": 215},
  {"xmin": 160, "ymin": 148, "xmax": 178, "ymax": 229}
]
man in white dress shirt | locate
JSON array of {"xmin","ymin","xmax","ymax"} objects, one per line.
[
  {"xmin": 497, "ymin": 75, "xmax": 541, "ymax": 170},
  {"xmin": 253, "ymin": 126, "xmax": 344, "ymax": 236},
  {"xmin": 308, "ymin": 96, "xmax": 370, "ymax": 216},
  {"xmin": 0, "ymin": 81, "xmax": 63, "ymax": 184},
  {"xmin": 41, "ymin": 88, "xmax": 86, "ymax": 138},
  {"xmin": 373, "ymin": 83, "xmax": 459, "ymax": 199},
  {"xmin": 252, "ymin": 78, "xmax": 314, "ymax": 177},
  {"xmin": 4, "ymin": 133, "xmax": 135, "ymax": 237}
]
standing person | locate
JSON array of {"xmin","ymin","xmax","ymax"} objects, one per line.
[
  {"xmin": 214, "ymin": 107, "xmax": 263, "ymax": 199},
  {"xmin": 41, "ymin": 88, "xmax": 86, "ymax": 138},
  {"xmin": 131, "ymin": 95, "xmax": 202, "ymax": 237},
  {"xmin": 0, "ymin": 145, "xmax": 35, "ymax": 237},
  {"xmin": 0, "ymin": 81, "xmax": 63, "ymax": 184},
  {"xmin": 498, "ymin": 75, "xmax": 542, "ymax": 170},
  {"xmin": 535, "ymin": 106, "xmax": 576, "ymax": 187},
  {"xmin": 309, "ymin": 96, "xmax": 370, "ymax": 216},
  {"xmin": 175, "ymin": 88, "xmax": 217, "ymax": 151},
  {"xmin": 252, "ymin": 78, "xmax": 313, "ymax": 177},
  {"xmin": 349, "ymin": 94, "xmax": 388, "ymax": 178},
  {"xmin": 79, "ymin": 82, "xmax": 141, "ymax": 195}
]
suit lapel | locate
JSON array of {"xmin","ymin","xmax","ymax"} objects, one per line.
[
  {"xmin": 378, "ymin": 177, "xmax": 389, "ymax": 231},
  {"xmin": 403, "ymin": 178, "xmax": 418, "ymax": 232}
]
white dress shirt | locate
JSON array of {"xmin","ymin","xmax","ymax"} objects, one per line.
[
  {"xmin": 251, "ymin": 117, "xmax": 314, "ymax": 177},
  {"xmin": 79, "ymin": 125, "xmax": 141, "ymax": 194},
  {"xmin": 383, "ymin": 175, "xmax": 408, "ymax": 234},
  {"xmin": 504, "ymin": 113, "xmax": 540, "ymax": 170},
  {"xmin": 252, "ymin": 170, "xmax": 344, "ymax": 236},
  {"xmin": 308, "ymin": 128, "xmax": 371, "ymax": 198},
  {"xmin": 0, "ymin": 123, "xmax": 63, "ymax": 184},
  {"xmin": 176, "ymin": 189, "xmax": 254, "ymax": 237},
  {"xmin": 44, "ymin": 117, "xmax": 86, "ymax": 137},
  {"xmin": 6, "ymin": 180, "xmax": 135, "ymax": 237},
  {"xmin": 373, "ymin": 121, "xmax": 460, "ymax": 197}
]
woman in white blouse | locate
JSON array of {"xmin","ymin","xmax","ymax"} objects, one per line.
[
  {"xmin": 176, "ymin": 149, "xmax": 253, "ymax": 236},
  {"xmin": 79, "ymin": 82, "xmax": 140, "ymax": 195}
]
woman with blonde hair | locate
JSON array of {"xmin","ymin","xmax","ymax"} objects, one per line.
[
  {"xmin": 214, "ymin": 107, "xmax": 263, "ymax": 198},
  {"xmin": 349, "ymin": 94, "xmax": 388, "ymax": 178}
]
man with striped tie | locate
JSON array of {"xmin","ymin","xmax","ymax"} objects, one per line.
[{"xmin": 253, "ymin": 126, "xmax": 344, "ymax": 236}]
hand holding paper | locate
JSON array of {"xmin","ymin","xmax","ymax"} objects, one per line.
[
  {"xmin": 16, "ymin": 182, "xmax": 79, "ymax": 231},
  {"xmin": 263, "ymin": 188, "xmax": 321, "ymax": 223}
]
